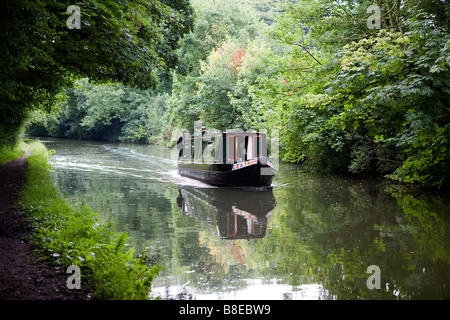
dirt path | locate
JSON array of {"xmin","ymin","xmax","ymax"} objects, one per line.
[{"xmin": 0, "ymin": 150, "xmax": 90, "ymax": 300}]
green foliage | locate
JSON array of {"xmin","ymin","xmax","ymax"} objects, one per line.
[
  {"xmin": 19, "ymin": 142, "xmax": 162, "ymax": 299},
  {"xmin": 27, "ymin": 79, "xmax": 169, "ymax": 143},
  {"xmin": 195, "ymin": 38, "xmax": 246, "ymax": 130},
  {"xmin": 26, "ymin": 110, "xmax": 60, "ymax": 137},
  {"xmin": 0, "ymin": 144, "xmax": 25, "ymax": 164},
  {"xmin": 319, "ymin": 21, "xmax": 450, "ymax": 186},
  {"xmin": 282, "ymin": 0, "xmax": 449, "ymax": 50},
  {"xmin": 389, "ymin": 122, "xmax": 450, "ymax": 187},
  {"xmin": 121, "ymin": 91, "xmax": 170, "ymax": 144},
  {"xmin": 253, "ymin": 3, "xmax": 450, "ymax": 187},
  {"xmin": 166, "ymin": 0, "xmax": 271, "ymax": 133},
  {"xmin": 0, "ymin": 0, "xmax": 193, "ymax": 149}
]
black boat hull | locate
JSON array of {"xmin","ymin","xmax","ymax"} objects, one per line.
[{"xmin": 177, "ymin": 160, "xmax": 276, "ymax": 187}]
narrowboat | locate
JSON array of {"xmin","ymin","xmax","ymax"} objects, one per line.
[{"xmin": 177, "ymin": 130, "xmax": 277, "ymax": 187}]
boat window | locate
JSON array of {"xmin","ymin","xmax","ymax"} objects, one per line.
[
  {"xmin": 227, "ymin": 135, "xmax": 235, "ymax": 163},
  {"xmin": 253, "ymin": 135, "xmax": 267, "ymax": 158},
  {"xmin": 253, "ymin": 136, "xmax": 261, "ymax": 157},
  {"xmin": 236, "ymin": 136, "xmax": 247, "ymax": 162},
  {"xmin": 225, "ymin": 133, "xmax": 267, "ymax": 163},
  {"xmin": 247, "ymin": 136, "xmax": 253, "ymax": 160}
]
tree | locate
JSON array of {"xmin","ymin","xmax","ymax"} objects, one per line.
[
  {"xmin": 27, "ymin": 78, "xmax": 170, "ymax": 143},
  {"xmin": 252, "ymin": 0, "xmax": 450, "ymax": 186},
  {"xmin": 280, "ymin": 0, "xmax": 449, "ymax": 50},
  {"xmin": 195, "ymin": 39, "xmax": 244, "ymax": 130},
  {"xmin": 166, "ymin": 0, "xmax": 269, "ymax": 132},
  {"xmin": 0, "ymin": 0, "xmax": 193, "ymax": 148}
]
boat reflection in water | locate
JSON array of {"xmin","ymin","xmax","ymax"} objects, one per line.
[{"xmin": 176, "ymin": 186, "xmax": 276, "ymax": 239}]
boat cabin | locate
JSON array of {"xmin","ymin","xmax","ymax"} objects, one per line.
[{"xmin": 179, "ymin": 131, "xmax": 268, "ymax": 164}]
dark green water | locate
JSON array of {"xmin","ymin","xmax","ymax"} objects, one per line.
[{"xmin": 42, "ymin": 138, "xmax": 450, "ymax": 300}]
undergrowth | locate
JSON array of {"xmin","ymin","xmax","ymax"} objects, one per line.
[
  {"xmin": 0, "ymin": 143, "xmax": 25, "ymax": 164},
  {"xmin": 19, "ymin": 141, "xmax": 162, "ymax": 299}
]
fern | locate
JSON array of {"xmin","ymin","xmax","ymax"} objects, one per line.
[
  {"xmin": 114, "ymin": 232, "xmax": 128, "ymax": 255},
  {"xmin": 123, "ymin": 247, "xmax": 135, "ymax": 261}
]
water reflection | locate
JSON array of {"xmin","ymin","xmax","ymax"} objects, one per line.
[
  {"xmin": 177, "ymin": 187, "xmax": 276, "ymax": 240},
  {"xmin": 41, "ymin": 138, "xmax": 450, "ymax": 300}
]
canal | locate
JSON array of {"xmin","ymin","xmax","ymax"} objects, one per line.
[{"xmin": 41, "ymin": 138, "xmax": 450, "ymax": 300}]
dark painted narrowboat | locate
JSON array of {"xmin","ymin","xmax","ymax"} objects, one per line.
[{"xmin": 177, "ymin": 130, "xmax": 277, "ymax": 187}]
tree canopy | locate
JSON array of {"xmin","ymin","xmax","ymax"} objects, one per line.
[
  {"xmin": 251, "ymin": 0, "xmax": 450, "ymax": 187},
  {"xmin": 0, "ymin": 0, "xmax": 193, "ymax": 147}
]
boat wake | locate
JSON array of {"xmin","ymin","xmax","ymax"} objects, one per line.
[{"xmin": 50, "ymin": 144, "xmax": 214, "ymax": 187}]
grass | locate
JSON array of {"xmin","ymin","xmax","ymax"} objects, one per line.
[
  {"xmin": 21, "ymin": 137, "xmax": 48, "ymax": 155},
  {"xmin": 18, "ymin": 140, "xmax": 161, "ymax": 299},
  {"xmin": 0, "ymin": 143, "xmax": 25, "ymax": 164},
  {"xmin": 0, "ymin": 138, "xmax": 47, "ymax": 164}
]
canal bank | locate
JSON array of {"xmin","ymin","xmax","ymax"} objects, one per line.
[
  {"xmin": 0, "ymin": 141, "xmax": 90, "ymax": 299},
  {"xmin": 0, "ymin": 140, "xmax": 160, "ymax": 300}
]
